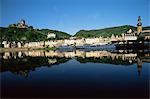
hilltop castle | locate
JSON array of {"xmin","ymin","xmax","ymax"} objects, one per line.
[
  {"xmin": 17, "ymin": 19, "xmax": 28, "ymax": 28},
  {"xmin": 9, "ymin": 19, "xmax": 28, "ymax": 28}
]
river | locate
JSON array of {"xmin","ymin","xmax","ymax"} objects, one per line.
[{"xmin": 0, "ymin": 50, "xmax": 149, "ymax": 98}]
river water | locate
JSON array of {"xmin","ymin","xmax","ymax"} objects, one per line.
[{"xmin": 0, "ymin": 50, "xmax": 149, "ymax": 98}]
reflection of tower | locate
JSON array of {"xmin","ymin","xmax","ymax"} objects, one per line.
[
  {"xmin": 137, "ymin": 58, "xmax": 142, "ymax": 77},
  {"xmin": 137, "ymin": 16, "xmax": 142, "ymax": 35}
]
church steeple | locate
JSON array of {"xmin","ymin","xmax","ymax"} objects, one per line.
[{"xmin": 137, "ymin": 16, "xmax": 142, "ymax": 34}]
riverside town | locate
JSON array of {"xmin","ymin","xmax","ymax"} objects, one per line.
[
  {"xmin": 0, "ymin": 16, "xmax": 150, "ymax": 51},
  {"xmin": 0, "ymin": 14, "xmax": 150, "ymax": 98},
  {"xmin": 0, "ymin": 1, "xmax": 150, "ymax": 97}
]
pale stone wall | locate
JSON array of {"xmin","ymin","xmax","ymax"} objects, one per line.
[
  {"xmin": 85, "ymin": 38, "xmax": 100, "ymax": 44},
  {"xmin": 3, "ymin": 52, "xmax": 10, "ymax": 59},
  {"xmin": 110, "ymin": 34, "xmax": 117, "ymax": 41},
  {"xmin": 27, "ymin": 42, "xmax": 44, "ymax": 48},
  {"xmin": 55, "ymin": 40, "xmax": 64, "ymax": 47},
  {"xmin": 75, "ymin": 39, "xmax": 85, "ymax": 46},
  {"xmin": 64, "ymin": 39, "xmax": 85, "ymax": 46},
  {"xmin": 1, "ymin": 37, "xmax": 113, "ymax": 48},
  {"xmin": 45, "ymin": 41, "xmax": 57, "ymax": 47},
  {"xmin": 124, "ymin": 35, "xmax": 137, "ymax": 41},
  {"xmin": 2, "ymin": 41, "xmax": 10, "ymax": 48},
  {"xmin": 118, "ymin": 36, "xmax": 124, "ymax": 41},
  {"xmin": 17, "ymin": 42, "xmax": 22, "ymax": 48},
  {"xmin": 5, "ymin": 51, "xmax": 143, "ymax": 65},
  {"xmin": 145, "ymin": 36, "xmax": 150, "ymax": 40},
  {"xmin": 48, "ymin": 59, "xmax": 57, "ymax": 64},
  {"xmin": 21, "ymin": 40, "xmax": 64, "ymax": 48},
  {"xmin": 2, "ymin": 50, "xmax": 139, "ymax": 62},
  {"xmin": 64, "ymin": 39, "xmax": 75, "ymax": 45},
  {"xmin": 28, "ymin": 51, "xmax": 45, "ymax": 57}
]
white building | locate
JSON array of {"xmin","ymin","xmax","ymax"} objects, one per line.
[
  {"xmin": 124, "ymin": 29, "xmax": 137, "ymax": 41},
  {"xmin": 47, "ymin": 32, "xmax": 56, "ymax": 38}
]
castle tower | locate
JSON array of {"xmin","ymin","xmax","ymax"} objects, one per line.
[
  {"xmin": 137, "ymin": 16, "xmax": 142, "ymax": 35},
  {"xmin": 17, "ymin": 19, "xmax": 28, "ymax": 28},
  {"xmin": 21, "ymin": 19, "xmax": 25, "ymax": 26}
]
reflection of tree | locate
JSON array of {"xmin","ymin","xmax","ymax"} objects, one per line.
[
  {"xmin": 76, "ymin": 56, "xmax": 134, "ymax": 65},
  {"xmin": 1, "ymin": 50, "xmax": 149, "ymax": 77},
  {"xmin": 1, "ymin": 56, "xmax": 70, "ymax": 77}
]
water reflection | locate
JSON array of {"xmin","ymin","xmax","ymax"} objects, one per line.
[{"xmin": 1, "ymin": 50, "xmax": 149, "ymax": 77}]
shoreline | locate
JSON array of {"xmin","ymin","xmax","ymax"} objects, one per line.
[
  {"xmin": 0, "ymin": 47, "xmax": 57, "ymax": 52},
  {"xmin": 0, "ymin": 48, "xmax": 33, "ymax": 52}
]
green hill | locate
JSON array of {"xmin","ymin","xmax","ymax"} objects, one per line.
[
  {"xmin": 142, "ymin": 26, "xmax": 150, "ymax": 30},
  {"xmin": 0, "ymin": 27, "xmax": 71, "ymax": 43},
  {"xmin": 74, "ymin": 25, "xmax": 150, "ymax": 38},
  {"xmin": 39, "ymin": 29, "xmax": 71, "ymax": 39}
]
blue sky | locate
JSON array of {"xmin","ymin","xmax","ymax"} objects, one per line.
[{"xmin": 0, "ymin": 0, "xmax": 149, "ymax": 34}]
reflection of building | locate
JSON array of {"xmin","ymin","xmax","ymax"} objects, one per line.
[
  {"xmin": 48, "ymin": 59, "xmax": 57, "ymax": 64},
  {"xmin": 1, "ymin": 50, "xmax": 150, "ymax": 78}
]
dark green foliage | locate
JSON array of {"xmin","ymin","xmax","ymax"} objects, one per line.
[
  {"xmin": 39, "ymin": 29, "xmax": 71, "ymax": 39},
  {"xmin": 1, "ymin": 55, "xmax": 70, "ymax": 77},
  {"xmin": 143, "ymin": 26, "xmax": 150, "ymax": 30},
  {"xmin": 0, "ymin": 27, "xmax": 71, "ymax": 43},
  {"xmin": 74, "ymin": 25, "xmax": 139, "ymax": 38},
  {"xmin": 76, "ymin": 56, "xmax": 133, "ymax": 65}
]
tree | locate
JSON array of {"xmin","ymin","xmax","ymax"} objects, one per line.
[
  {"xmin": 28, "ymin": 26, "xmax": 34, "ymax": 31},
  {"xmin": 8, "ymin": 24, "xmax": 16, "ymax": 28}
]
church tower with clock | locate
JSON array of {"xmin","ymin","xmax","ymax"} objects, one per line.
[{"xmin": 137, "ymin": 16, "xmax": 142, "ymax": 35}]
